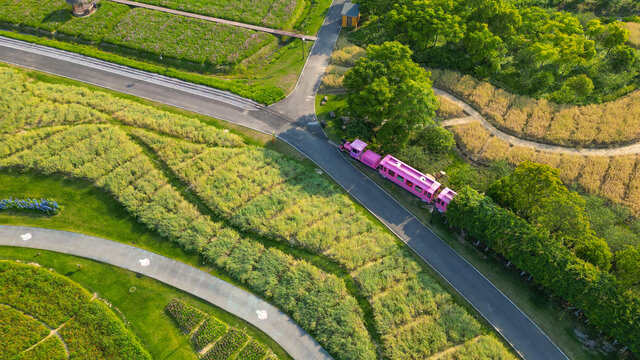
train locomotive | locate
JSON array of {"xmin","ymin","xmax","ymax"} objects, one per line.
[{"xmin": 340, "ymin": 139, "xmax": 457, "ymax": 212}]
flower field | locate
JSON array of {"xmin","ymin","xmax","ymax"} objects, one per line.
[
  {"xmin": 0, "ymin": 67, "xmax": 514, "ymax": 360},
  {"xmin": 449, "ymin": 120, "xmax": 640, "ymax": 214},
  {"xmin": 104, "ymin": 9, "xmax": 275, "ymax": 66},
  {"xmin": 0, "ymin": 0, "xmax": 276, "ymax": 67},
  {"xmin": 166, "ymin": 299, "xmax": 276, "ymax": 360},
  {"xmin": 0, "ymin": 261, "xmax": 151, "ymax": 359},
  {"xmin": 433, "ymin": 68, "xmax": 640, "ymax": 147},
  {"xmin": 132, "ymin": 0, "xmax": 305, "ymax": 30}
]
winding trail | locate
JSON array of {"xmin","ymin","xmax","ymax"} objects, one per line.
[
  {"xmin": 437, "ymin": 88, "xmax": 640, "ymax": 156},
  {"xmin": 0, "ymin": 0, "xmax": 573, "ymax": 358},
  {"xmin": 0, "ymin": 225, "xmax": 331, "ymax": 360}
]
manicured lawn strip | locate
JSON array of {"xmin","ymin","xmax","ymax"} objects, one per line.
[
  {"xmin": 0, "ymin": 0, "xmax": 67, "ymax": 27},
  {"xmin": 0, "ymin": 31, "xmax": 285, "ymax": 104},
  {"xmin": 11, "ymin": 335, "xmax": 67, "ymax": 360},
  {"xmin": 202, "ymin": 328, "xmax": 248, "ymax": 360},
  {"xmin": 103, "ymin": 9, "xmax": 276, "ymax": 66},
  {"xmin": 0, "ymin": 248, "xmax": 294, "ymax": 360},
  {"xmin": 0, "ymin": 304, "xmax": 50, "ymax": 358}
]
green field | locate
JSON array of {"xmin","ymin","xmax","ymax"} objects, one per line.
[
  {"xmin": 0, "ymin": 260, "xmax": 150, "ymax": 359},
  {"xmin": 0, "ymin": 65, "xmax": 515, "ymax": 360}
]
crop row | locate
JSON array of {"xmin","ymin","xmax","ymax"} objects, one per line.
[
  {"xmin": 0, "ymin": 0, "xmax": 276, "ymax": 66},
  {"xmin": 432, "ymin": 68, "xmax": 640, "ymax": 147},
  {"xmin": 0, "ymin": 125, "xmax": 374, "ymax": 360},
  {"xmin": 0, "ymin": 261, "xmax": 151, "ymax": 359},
  {"xmin": 133, "ymin": 129, "xmax": 514, "ymax": 359},
  {"xmin": 1, "ymin": 67, "xmax": 243, "ymax": 147},
  {"xmin": 165, "ymin": 298, "xmax": 207, "ymax": 334},
  {"xmin": 449, "ymin": 121, "xmax": 640, "ymax": 214},
  {"xmin": 0, "ymin": 304, "xmax": 51, "ymax": 358}
]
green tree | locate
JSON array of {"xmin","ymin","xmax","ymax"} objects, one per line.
[
  {"xmin": 343, "ymin": 41, "xmax": 438, "ymax": 152},
  {"xmin": 565, "ymin": 74, "xmax": 594, "ymax": 99},
  {"xmin": 603, "ymin": 21, "xmax": 629, "ymax": 54},
  {"xmin": 463, "ymin": 23, "xmax": 505, "ymax": 73},
  {"xmin": 615, "ymin": 246, "xmax": 640, "ymax": 288},
  {"xmin": 414, "ymin": 125, "xmax": 455, "ymax": 153},
  {"xmin": 574, "ymin": 235, "xmax": 613, "ymax": 271}
]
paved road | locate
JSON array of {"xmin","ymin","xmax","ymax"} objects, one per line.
[
  {"xmin": 0, "ymin": 225, "xmax": 331, "ymax": 360},
  {"xmin": 0, "ymin": 1, "xmax": 569, "ymax": 357}
]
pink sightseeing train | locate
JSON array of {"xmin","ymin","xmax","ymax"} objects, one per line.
[{"xmin": 340, "ymin": 139, "xmax": 457, "ymax": 212}]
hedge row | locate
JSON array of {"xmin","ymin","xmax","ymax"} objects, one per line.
[
  {"xmin": 0, "ymin": 197, "xmax": 60, "ymax": 215},
  {"xmin": 447, "ymin": 187, "xmax": 640, "ymax": 353},
  {"xmin": 0, "ymin": 31, "xmax": 285, "ymax": 104},
  {"xmin": 165, "ymin": 298, "xmax": 207, "ymax": 334},
  {"xmin": 132, "ymin": 129, "xmax": 515, "ymax": 359}
]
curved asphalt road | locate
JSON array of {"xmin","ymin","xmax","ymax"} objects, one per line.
[
  {"xmin": 0, "ymin": 1, "xmax": 568, "ymax": 358},
  {"xmin": 0, "ymin": 225, "xmax": 331, "ymax": 360}
]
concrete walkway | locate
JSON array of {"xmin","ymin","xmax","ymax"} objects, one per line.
[
  {"xmin": 437, "ymin": 88, "xmax": 640, "ymax": 156},
  {"xmin": 0, "ymin": 225, "xmax": 331, "ymax": 360},
  {"xmin": 108, "ymin": 0, "xmax": 317, "ymax": 40}
]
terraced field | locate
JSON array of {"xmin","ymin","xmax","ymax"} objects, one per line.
[
  {"xmin": 0, "ymin": 260, "xmax": 150, "ymax": 359},
  {"xmin": 0, "ymin": 66, "xmax": 516, "ymax": 359}
]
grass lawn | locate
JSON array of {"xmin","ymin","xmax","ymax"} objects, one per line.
[
  {"xmin": 0, "ymin": 248, "xmax": 293, "ymax": 360},
  {"xmin": 314, "ymin": 98, "xmax": 619, "ymax": 360}
]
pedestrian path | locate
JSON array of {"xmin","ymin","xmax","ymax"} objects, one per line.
[
  {"xmin": 0, "ymin": 225, "xmax": 332, "ymax": 360},
  {"xmin": 108, "ymin": 0, "xmax": 317, "ymax": 40}
]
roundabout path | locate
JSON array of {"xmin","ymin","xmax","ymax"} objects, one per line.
[
  {"xmin": 0, "ymin": 225, "xmax": 332, "ymax": 360},
  {"xmin": 0, "ymin": 0, "xmax": 568, "ymax": 357},
  {"xmin": 437, "ymin": 88, "xmax": 640, "ymax": 156}
]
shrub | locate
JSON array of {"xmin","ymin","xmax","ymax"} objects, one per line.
[
  {"xmin": 0, "ymin": 197, "xmax": 60, "ymax": 214},
  {"xmin": 11, "ymin": 335, "xmax": 67, "ymax": 360},
  {"xmin": 436, "ymin": 95, "xmax": 465, "ymax": 119},
  {"xmin": 202, "ymin": 328, "xmax": 247, "ymax": 360},
  {"xmin": 236, "ymin": 340, "xmax": 268, "ymax": 360}
]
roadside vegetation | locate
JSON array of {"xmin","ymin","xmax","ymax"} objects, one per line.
[
  {"xmin": 0, "ymin": 260, "xmax": 150, "ymax": 359},
  {"xmin": 0, "ymin": 65, "xmax": 514, "ymax": 360}
]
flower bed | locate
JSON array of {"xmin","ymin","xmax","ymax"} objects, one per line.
[
  {"xmin": 165, "ymin": 298, "xmax": 206, "ymax": 334},
  {"xmin": 236, "ymin": 340, "xmax": 267, "ymax": 360},
  {"xmin": 202, "ymin": 328, "xmax": 248, "ymax": 360},
  {"xmin": 0, "ymin": 197, "xmax": 60, "ymax": 215}
]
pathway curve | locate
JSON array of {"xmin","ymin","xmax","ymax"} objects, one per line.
[
  {"xmin": 437, "ymin": 88, "xmax": 640, "ymax": 156},
  {"xmin": 0, "ymin": 1, "xmax": 570, "ymax": 357},
  {"xmin": 107, "ymin": 0, "xmax": 316, "ymax": 40},
  {"xmin": 0, "ymin": 225, "xmax": 331, "ymax": 360}
]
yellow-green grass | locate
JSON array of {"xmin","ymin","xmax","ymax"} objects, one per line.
[{"xmin": 0, "ymin": 248, "xmax": 293, "ymax": 360}]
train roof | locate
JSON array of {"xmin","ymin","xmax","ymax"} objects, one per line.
[
  {"xmin": 350, "ymin": 139, "xmax": 368, "ymax": 152},
  {"xmin": 361, "ymin": 149, "xmax": 381, "ymax": 165},
  {"xmin": 380, "ymin": 155, "xmax": 440, "ymax": 191},
  {"xmin": 438, "ymin": 188, "xmax": 457, "ymax": 201}
]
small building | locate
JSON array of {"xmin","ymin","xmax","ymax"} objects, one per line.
[{"xmin": 341, "ymin": 3, "xmax": 360, "ymax": 28}]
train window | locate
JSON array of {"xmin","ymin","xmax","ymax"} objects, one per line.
[
  {"xmin": 406, "ymin": 180, "xmax": 414, "ymax": 187},
  {"xmin": 397, "ymin": 175, "xmax": 404, "ymax": 182},
  {"xmin": 415, "ymin": 186, "xmax": 423, "ymax": 193},
  {"xmin": 388, "ymin": 169, "xmax": 395, "ymax": 177}
]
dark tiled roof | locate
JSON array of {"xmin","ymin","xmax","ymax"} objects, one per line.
[{"xmin": 342, "ymin": 3, "xmax": 359, "ymax": 17}]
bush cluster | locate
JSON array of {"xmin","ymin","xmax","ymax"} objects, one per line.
[
  {"xmin": 192, "ymin": 317, "xmax": 227, "ymax": 349},
  {"xmin": 11, "ymin": 335, "xmax": 67, "ymax": 360},
  {"xmin": 0, "ymin": 304, "xmax": 51, "ymax": 358},
  {"xmin": 202, "ymin": 328, "xmax": 248, "ymax": 360},
  {"xmin": 447, "ymin": 187, "xmax": 640, "ymax": 354},
  {"xmin": 0, "ymin": 197, "xmax": 60, "ymax": 214}
]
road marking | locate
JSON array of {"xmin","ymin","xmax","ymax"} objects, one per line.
[
  {"xmin": 256, "ymin": 310, "xmax": 268, "ymax": 320},
  {"xmin": 20, "ymin": 233, "xmax": 32, "ymax": 241},
  {"xmin": 139, "ymin": 258, "xmax": 151, "ymax": 267}
]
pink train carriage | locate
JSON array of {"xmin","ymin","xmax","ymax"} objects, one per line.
[{"xmin": 340, "ymin": 139, "xmax": 457, "ymax": 212}]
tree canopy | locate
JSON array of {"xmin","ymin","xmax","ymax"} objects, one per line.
[{"xmin": 343, "ymin": 41, "xmax": 439, "ymax": 152}]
